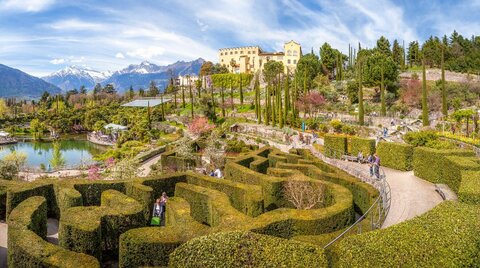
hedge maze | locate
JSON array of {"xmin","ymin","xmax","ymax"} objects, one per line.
[{"xmin": 3, "ymin": 145, "xmax": 480, "ymax": 267}]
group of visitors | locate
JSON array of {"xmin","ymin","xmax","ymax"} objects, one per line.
[
  {"xmin": 152, "ymin": 192, "xmax": 168, "ymax": 226},
  {"xmin": 367, "ymin": 153, "xmax": 381, "ymax": 179}
]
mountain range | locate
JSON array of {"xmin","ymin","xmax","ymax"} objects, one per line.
[
  {"xmin": 43, "ymin": 58, "xmax": 205, "ymax": 92},
  {"xmin": 0, "ymin": 64, "xmax": 61, "ymax": 98}
]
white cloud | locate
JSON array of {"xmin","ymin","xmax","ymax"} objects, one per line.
[
  {"xmin": 47, "ymin": 19, "xmax": 105, "ymax": 31},
  {"xmin": 0, "ymin": 0, "xmax": 55, "ymax": 12},
  {"xmin": 196, "ymin": 19, "xmax": 209, "ymax": 32},
  {"xmin": 115, "ymin": 52, "xmax": 125, "ymax": 59},
  {"xmin": 49, "ymin": 58, "xmax": 65, "ymax": 64},
  {"xmin": 126, "ymin": 46, "xmax": 165, "ymax": 59}
]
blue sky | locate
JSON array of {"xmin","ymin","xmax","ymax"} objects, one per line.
[{"xmin": 0, "ymin": 0, "xmax": 479, "ymax": 76}]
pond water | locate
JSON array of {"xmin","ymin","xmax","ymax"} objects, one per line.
[{"xmin": 0, "ymin": 137, "xmax": 106, "ymax": 170}]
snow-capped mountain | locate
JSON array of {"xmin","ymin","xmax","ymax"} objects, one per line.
[
  {"xmin": 42, "ymin": 65, "xmax": 111, "ymax": 91},
  {"xmin": 43, "ymin": 58, "xmax": 205, "ymax": 92}
]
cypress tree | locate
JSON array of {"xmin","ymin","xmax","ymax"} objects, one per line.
[
  {"xmin": 254, "ymin": 76, "xmax": 261, "ymax": 123},
  {"xmin": 279, "ymin": 79, "xmax": 284, "ymax": 128},
  {"xmin": 221, "ymin": 82, "xmax": 226, "ymax": 117},
  {"xmin": 182, "ymin": 84, "xmax": 186, "ymax": 108},
  {"xmin": 189, "ymin": 81, "xmax": 194, "ymax": 118},
  {"xmin": 230, "ymin": 79, "xmax": 234, "ymax": 110},
  {"xmin": 303, "ymin": 72, "xmax": 307, "ymax": 94},
  {"xmin": 441, "ymin": 46, "xmax": 447, "ymax": 117},
  {"xmin": 291, "ymin": 74, "xmax": 297, "ymax": 126},
  {"xmin": 173, "ymin": 85, "xmax": 177, "ymax": 108},
  {"xmin": 272, "ymin": 82, "xmax": 276, "ymax": 126},
  {"xmin": 265, "ymin": 84, "xmax": 270, "ymax": 125},
  {"xmin": 160, "ymin": 93, "xmax": 165, "ymax": 121},
  {"xmin": 358, "ymin": 60, "xmax": 364, "ymax": 126},
  {"xmin": 422, "ymin": 58, "xmax": 429, "ymax": 126},
  {"xmin": 284, "ymin": 73, "xmax": 290, "ymax": 120},
  {"xmin": 380, "ymin": 61, "xmax": 386, "ymax": 116},
  {"xmin": 239, "ymin": 75, "xmax": 244, "ymax": 105},
  {"xmin": 211, "ymin": 82, "xmax": 216, "ymax": 119}
]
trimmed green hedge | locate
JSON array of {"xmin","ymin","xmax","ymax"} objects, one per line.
[
  {"xmin": 175, "ymin": 182, "xmax": 250, "ymax": 228},
  {"xmin": 329, "ymin": 201, "xmax": 480, "ymax": 267},
  {"xmin": 350, "ymin": 137, "xmax": 375, "ymax": 156},
  {"xmin": 59, "ymin": 190, "xmax": 145, "ymax": 261},
  {"xmin": 8, "ymin": 196, "xmax": 100, "ymax": 267},
  {"xmin": 376, "ymin": 142, "xmax": 414, "ymax": 171},
  {"xmin": 413, "ymin": 147, "xmax": 475, "ymax": 186},
  {"xmin": 185, "ymin": 172, "xmax": 264, "ymax": 217},
  {"xmin": 6, "ymin": 182, "xmax": 58, "ymax": 219},
  {"xmin": 458, "ymin": 170, "xmax": 480, "ymax": 204},
  {"xmin": 169, "ymin": 231, "xmax": 328, "ymax": 268},
  {"xmin": 119, "ymin": 197, "xmax": 210, "ymax": 268},
  {"xmin": 324, "ymin": 134, "xmax": 347, "ymax": 158},
  {"xmin": 442, "ymin": 156, "xmax": 480, "ymax": 192},
  {"xmin": 224, "ymin": 160, "xmax": 284, "ymax": 210}
]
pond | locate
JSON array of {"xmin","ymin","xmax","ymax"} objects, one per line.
[{"xmin": 0, "ymin": 137, "xmax": 106, "ymax": 171}]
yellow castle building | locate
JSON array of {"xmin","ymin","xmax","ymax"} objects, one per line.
[{"xmin": 218, "ymin": 40, "xmax": 302, "ymax": 74}]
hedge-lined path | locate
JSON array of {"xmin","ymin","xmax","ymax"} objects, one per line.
[
  {"xmin": 137, "ymin": 154, "xmax": 163, "ymax": 177},
  {"xmin": 0, "ymin": 223, "xmax": 6, "ymax": 268},
  {"xmin": 379, "ymin": 167, "xmax": 443, "ymax": 228},
  {"xmin": 0, "ymin": 219, "xmax": 59, "ymax": 268}
]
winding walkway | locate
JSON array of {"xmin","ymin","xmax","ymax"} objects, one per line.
[{"xmin": 237, "ymin": 125, "xmax": 444, "ymax": 228}]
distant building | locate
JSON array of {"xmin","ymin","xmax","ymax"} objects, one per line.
[
  {"xmin": 218, "ymin": 40, "xmax": 302, "ymax": 74},
  {"xmin": 177, "ymin": 74, "xmax": 199, "ymax": 87}
]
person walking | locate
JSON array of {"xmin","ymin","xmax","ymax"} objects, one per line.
[
  {"xmin": 367, "ymin": 154, "xmax": 374, "ymax": 177},
  {"xmin": 151, "ymin": 198, "xmax": 162, "ymax": 226},
  {"xmin": 159, "ymin": 192, "xmax": 168, "ymax": 222},
  {"xmin": 374, "ymin": 153, "xmax": 381, "ymax": 179}
]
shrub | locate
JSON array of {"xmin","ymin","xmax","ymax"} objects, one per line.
[
  {"xmin": 349, "ymin": 137, "xmax": 375, "ymax": 156},
  {"xmin": 376, "ymin": 142, "xmax": 414, "ymax": 171},
  {"xmin": 403, "ymin": 130, "xmax": 438, "ymax": 147},
  {"xmin": 8, "ymin": 196, "xmax": 100, "ymax": 267},
  {"xmin": 59, "ymin": 190, "xmax": 145, "ymax": 261},
  {"xmin": 442, "ymin": 156, "xmax": 480, "ymax": 192},
  {"xmin": 0, "ymin": 160, "xmax": 18, "ymax": 180},
  {"xmin": 119, "ymin": 197, "xmax": 210, "ymax": 268},
  {"xmin": 424, "ymin": 139, "xmax": 456, "ymax": 149},
  {"xmin": 324, "ymin": 134, "xmax": 347, "ymax": 158},
  {"xmin": 169, "ymin": 231, "xmax": 328, "ymax": 268},
  {"xmin": 413, "ymin": 147, "xmax": 475, "ymax": 189},
  {"xmin": 330, "ymin": 202, "xmax": 480, "ymax": 267},
  {"xmin": 458, "ymin": 170, "xmax": 480, "ymax": 204}
]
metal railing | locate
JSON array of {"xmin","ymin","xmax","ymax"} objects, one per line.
[{"xmin": 308, "ymin": 145, "xmax": 391, "ymax": 248}]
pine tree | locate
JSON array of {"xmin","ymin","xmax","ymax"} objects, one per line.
[
  {"xmin": 422, "ymin": 58, "xmax": 429, "ymax": 126},
  {"xmin": 358, "ymin": 60, "xmax": 364, "ymax": 126},
  {"xmin": 441, "ymin": 46, "xmax": 447, "ymax": 117},
  {"xmin": 380, "ymin": 61, "xmax": 386, "ymax": 116}
]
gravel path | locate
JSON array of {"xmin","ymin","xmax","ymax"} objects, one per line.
[{"xmin": 136, "ymin": 154, "xmax": 162, "ymax": 177}]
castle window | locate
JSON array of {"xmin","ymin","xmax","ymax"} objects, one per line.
[
  {"xmin": 293, "ymin": 51, "xmax": 298, "ymax": 56},
  {"xmin": 235, "ymin": 51, "xmax": 238, "ymax": 54},
  {"xmin": 248, "ymin": 51, "xmax": 251, "ymax": 54},
  {"xmin": 220, "ymin": 52, "xmax": 223, "ymax": 56},
  {"xmin": 221, "ymin": 59, "xmax": 224, "ymax": 62},
  {"xmin": 230, "ymin": 51, "xmax": 233, "ymax": 55},
  {"xmin": 293, "ymin": 60, "xmax": 297, "ymax": 64},
  {"xmin": 240, "ymin": 51, "xmax": 243, "ymax": 54},
  {"xmin": 288, "ymin": 59, "xmax": 291, "ymax": 64},
  {"xmin": 287, "ymin": 50, "xmax": 292, "ymax": 56}
]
